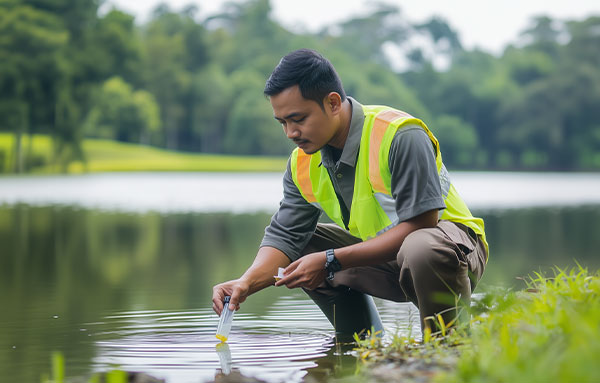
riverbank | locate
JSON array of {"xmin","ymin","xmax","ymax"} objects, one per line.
[
  {"xmin": 0, "ymin": 133, "xmax": 287, "ymax": 173},
  {"xmin": 353, "ymin": 266, "xmax": 600, "ymax": 383}
]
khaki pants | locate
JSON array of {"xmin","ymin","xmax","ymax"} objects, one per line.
[{"xmin": 300, "ymin": 220, "xmax": 488, "ymax": 335}]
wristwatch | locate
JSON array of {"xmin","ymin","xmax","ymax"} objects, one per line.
[{"xmin": 325, "ymin": 248, "xmax": 342, "ymax": 280}]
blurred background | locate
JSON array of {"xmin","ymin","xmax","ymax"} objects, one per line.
[
  {"xmin": 1, "ymin": 1, "xmax": 600, "ymax": 382},
  {"xmin": 1, "ymin": 0, "xmax": 600, "ymax": 171}
]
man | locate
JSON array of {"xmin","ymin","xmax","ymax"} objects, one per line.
[{"xmin": 212, "ymin": 49, "xmax": 488, "ymax": 336}]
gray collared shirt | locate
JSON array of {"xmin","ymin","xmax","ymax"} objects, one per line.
[{"xmin": 260, "ymin": 98, "xmax": 446, "ymax": 261}]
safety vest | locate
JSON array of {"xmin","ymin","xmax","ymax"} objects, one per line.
[{"xmin": 290, "ymin": 105, "xmax": 488, "ymax": 254}]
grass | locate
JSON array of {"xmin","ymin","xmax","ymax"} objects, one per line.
[
  {"xmin": 0, "ymin": 133, "xmax": 287, "ymax": 173},
  {"xmin": 41, "ymin": 352, "xmax": 141, "ymax": 383},
  {"xmin": 354, "ymin": 266, "xmax": 600, "ymax": 383}
]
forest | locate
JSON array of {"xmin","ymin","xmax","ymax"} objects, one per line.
[{"xmin": 1, "ymin": 0, "xmax": 599, "ymax": 172}]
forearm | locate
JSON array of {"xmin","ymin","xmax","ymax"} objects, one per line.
[
  {"xmin": 240, "ymin": 246, "xmax": 291, "ymax": 294},
  {"xmin": 335, "ymin": 209, "xmax": 438, "ymax": 269}
]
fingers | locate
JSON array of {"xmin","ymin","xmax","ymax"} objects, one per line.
[
  {"xmin": 275, "ymin": 274, "xmax": 294, "ymax": 288},
  {"xmin": 276, "ymin": 268, "xmax": 304, "ymax": 288},
  {"xmin": 284, "ymin": 260, "xmax": 299, "ymax": 274},
  {"xmin": 275, "ymin": 264, "xmax": 327, "ymax": 290},
  {"xmin": 230, "ymin": 289, "xmax": 242, "ymax": 311},
  {"xmin": 212, "ymin": 282, "xmax": 243, "ymax": 314},
  {"xmin": 275, "ymin": 259, "xmax": 300, "ymax": 287},
  {"xmin": 226, "ymin": 282, "xmax": 248, "ymax": 311},
  {"xmin": 212, "ymin": 286, "xmax": 225, "ymax": 315},
  {"xmin": 275, "ymin": 269, "xmax": 298, "ymax": 287}
]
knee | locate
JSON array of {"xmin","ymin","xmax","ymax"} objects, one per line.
[{"xmin": 397, "ymin": 228, "xmax": 440, "ymax": 269}]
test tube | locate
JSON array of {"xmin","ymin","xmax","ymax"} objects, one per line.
[{"xmin": 216, "ymin": 296, "xmax": 234, "ymax": 342}]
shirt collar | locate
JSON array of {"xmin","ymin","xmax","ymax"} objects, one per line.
[{"xmin": 320, "ymin": 97, "xmax": 364, "ymax": 169}]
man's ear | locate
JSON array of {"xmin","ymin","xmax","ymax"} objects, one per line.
[{"xmin": 325, "ymin": 92, "xmax": 342, "ymax": 115}]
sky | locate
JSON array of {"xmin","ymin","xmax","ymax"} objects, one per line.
[{"xmin": 104, "ymin": 0, "xmax": 600, "ymax": 54}]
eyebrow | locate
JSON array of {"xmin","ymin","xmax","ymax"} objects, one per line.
[{"xmin": 274, "ymin": 112, "xmax": 304, "ymax": 121}]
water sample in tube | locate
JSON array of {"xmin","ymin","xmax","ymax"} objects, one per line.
[{"xmin": 216, "ymin": 296, "xmax": 234, "ymax": 342}]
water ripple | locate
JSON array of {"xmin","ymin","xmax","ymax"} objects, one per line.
[
  {"xmin": 79, "ymin": 294, "xmax": 420, "ymax": 383},
  {"xmin": 87, "ymin": 302, "xmax": 335, "ymax": 383}
]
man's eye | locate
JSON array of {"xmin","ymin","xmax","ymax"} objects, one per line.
[{"xmin": 292, "ymin": 117, "xmax": 306, "ymax": 123}]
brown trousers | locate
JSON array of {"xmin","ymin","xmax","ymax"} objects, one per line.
[{"xmin": 300, "ymin": 220, "xmax": 488, "ymax": 335}]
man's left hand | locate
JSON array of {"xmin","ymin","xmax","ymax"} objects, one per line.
[{"xmin": 275, "ymin": 251, "xmax": 327, "ymax": 290}]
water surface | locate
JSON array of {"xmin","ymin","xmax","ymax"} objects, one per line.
[
  {"xmin": 2, "ymin": 171, "xmax": 600, "ymax": 213},
  {"xmin": 1, "ymin": 172, "xmax": 599, "ymax": 382}
]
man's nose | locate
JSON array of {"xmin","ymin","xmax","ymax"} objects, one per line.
[{"xmin": 285, "ymin": 125, "xmax": 300, "ymax": 139}]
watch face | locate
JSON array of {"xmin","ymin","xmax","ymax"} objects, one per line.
[
  {"xmin": 325, "ymin": 250, "xmax": 341, "ymax": 272},
  {"xmin": 326, "ymin": 249, "xmax": 335, "ymax": 263}
]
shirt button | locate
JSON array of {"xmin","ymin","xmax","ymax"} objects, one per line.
[{"xmin": 336, "ymin": 173, "xmax": 343, "ymax": 179}]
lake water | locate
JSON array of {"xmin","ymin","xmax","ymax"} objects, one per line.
[{"xmin": 1, "ymin": 172, "xmax": 599, "ymax": 382}]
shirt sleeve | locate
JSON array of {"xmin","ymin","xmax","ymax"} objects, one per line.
[
  {"xmin": 388, "ymin": 125, "xmax": 446, "ymax": 222},
  {"xmin": 260, "ymin": 158, "xmax": 321, "ymax": 261}
]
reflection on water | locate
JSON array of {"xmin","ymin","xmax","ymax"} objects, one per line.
[
  {"xmin": 1, "ymin": 203, "xmax": 599, "ymax": 382},
  {"xmin": 215, "ymin": 343, "xmax": 231, "ymax": 375},
  {"xmin": 87, "ymin": 296, "xmax": 419, "ymax": 383},
  {"xmin": 479, "ymin": 204, "xmax": 600, "ymax": 286}
]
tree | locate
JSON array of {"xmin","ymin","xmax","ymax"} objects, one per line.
[
  {"xmin": 223, "ymin": 69, "xmax": 292, "ymax": 155},
  {"xmin": 434, "ymin": 115, "xmax": 478, "ymax": 168},
  {"xmin": 84, "ymin": 77, "xmax": 160, "ymax": 144},
  {"xmin": 141, "ymin": 5, "xmax": 210, "ymax": 150},
  {"xmin": 0, "ymin": 1, "xmax": 68, "ymax": 172},
  {"xmin": 189, "ymin": 65, "xmax": 232, "ymax": 153},
  {"xmin": 519, "ymin": 15, "xmax": 563, "ymax": 57},
  {"xmin": 91, "ymin": 9, "xmax": 143, "ymax": 86}
]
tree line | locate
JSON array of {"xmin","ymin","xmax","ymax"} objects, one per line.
[{"xmin": 1, "ymin": 0, "xmax": 599, "ymax": 171}]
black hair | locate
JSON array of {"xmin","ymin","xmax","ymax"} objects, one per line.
[{"xmin": 264, "ymin": 49, "xmax": 346, "ymax": 109}]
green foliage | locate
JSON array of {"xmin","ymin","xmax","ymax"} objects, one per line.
[
  {"xmin": 41, "ymin": 351, "xmax": 128, "ymax": 383},
  {"xmin": 190, "ymin": 65, "xmax": 232, "ymax": 152},
  {"xmin": 224, "ymin": 70, "xmax": 293, "ymax": 155},
  {"xmin": 443, "ymin": 267, "xmax": 600, "ymax": 383},
  {"xmin": 405, "ymin": 14, "xmax": 600, "ymax": 170},
  {"xmin": 0, "ymin": 1, "xmax": 68, "ymax": 172},
  {"xmin": 434, "ymin": 115, "xmax": 478, "ymax": 168},
  {"xmin": 90, "ymin": 9, "xmax": 143, "ymax": 84},
  {"xmin": 84, "ymin": 76, "xmax": 160, "ymax": 144},
  {"xmin": 51, "ymin": 351, "xmax": 64, "ymax": 383},
  {"xmin": 355, "ymin": 267, "xmax": 600, "ymax": 383}
]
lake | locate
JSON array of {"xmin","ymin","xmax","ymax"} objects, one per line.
[{"xmin": 1, "ymin": 172, "xmax": 599, "ymax": 382}]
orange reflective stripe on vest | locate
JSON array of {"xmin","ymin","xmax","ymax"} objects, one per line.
[
  {"xmin": 369, "ymin": 109, "xmax": 409, "ymax": 194},
  {"xmin": 296, "ymin": 149, "xmax": 316, "ymax": 203}
]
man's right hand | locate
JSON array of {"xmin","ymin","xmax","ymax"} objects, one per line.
[
  {"xmin": 212, "ymin": 279, "xmax": 250, "ymax": 316},
  {"xmin": 211, "ymin": 247, "xmax": 291, "ymax": 316}
]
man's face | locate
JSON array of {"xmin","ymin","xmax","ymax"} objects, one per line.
[{"xmin": 270, "ymin": 85, "xmax": 339, "ymax": 155}]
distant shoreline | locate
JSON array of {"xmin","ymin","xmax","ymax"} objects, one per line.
[{"xmin": 0, "ymin": 133, "xmax": 287, "ymax": 173}]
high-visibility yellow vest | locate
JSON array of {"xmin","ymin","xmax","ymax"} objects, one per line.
[{"xmin": 290, "ymin": 105, "xmax": 488, "ymax": 254}]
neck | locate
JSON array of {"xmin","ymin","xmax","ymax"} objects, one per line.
[{"xmin": 328, "ymin": 100, "xmax": 352, "ymax": 149}]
